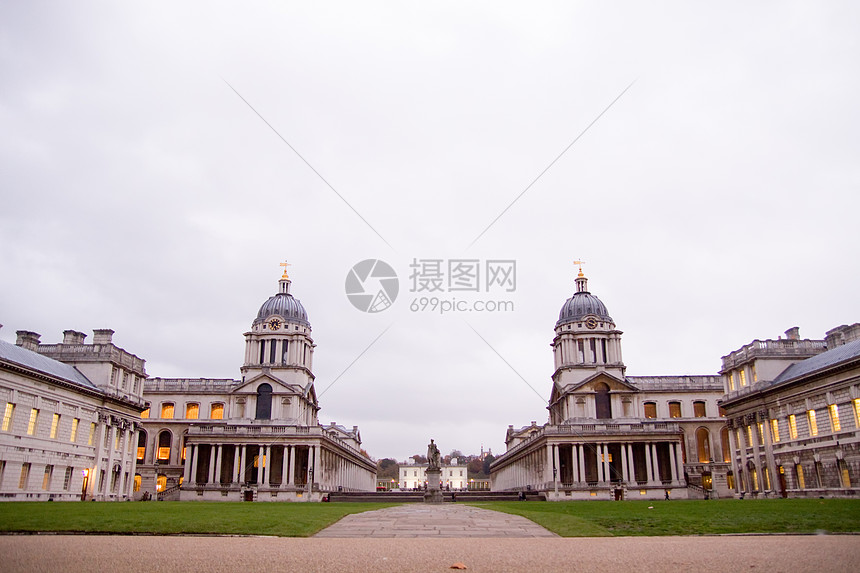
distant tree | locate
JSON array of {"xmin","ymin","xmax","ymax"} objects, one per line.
[
  {"xmin": 449, "ymin": 449, "xmax": 464, "ymax": 460},
  {"xmin": 376, "ymin": 458, "xmax": 399, "ymax": 480},
  {"xmin": 481, "ymin": 453, "xmax": 496, "ymax": 476},
  {"xmin": 467, "ymin": 458, "xmax": 484, "ymax": 477},
  {"xmin": 411, "ymin": 454, "xmax": 427, "ymax": 464}
]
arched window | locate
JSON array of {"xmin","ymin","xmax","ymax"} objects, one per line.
[
  {"xmin": 594, "ymin": 383, "xmax": 612, "ymax": 419},
  {"xmin": 133, "ymin": 474, "xmax": 142, "ymax": 492},
  {"xmin": 157, "ymin": 431, "xmax": 171, "ymax": 463},
  {"xmin": 720, "ymin": 427, "xmax": 731, "ymax": 462},
  {"xmin": 644, "ymin": 402, "xmax": 657, "ymax": 418},
  {"xmin": 255, "ymin": 383, "xmax": 273, "ymax": 420},
  {"xmin": 137, "ymin": 430, "xmax": 147, "ymax": 461},
  {"xmin": 156, "ymin": 474, "xmax": 167, "ymax": 492},
  {"xmin": 696, "ymin": 427, "xmax": 711, "ymax": 463},
  {"xmin": 185, "ymin": 403, "xmax": 199, "ymax": 419},
  {"xmin": 210, "ymin": 403, "xmax": 224, "ymax": 419}
]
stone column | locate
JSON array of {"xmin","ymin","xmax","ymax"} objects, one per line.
[
  {"xmin": 261, "ymin": 445, "xmax": 270, "ymax": 487},
  {"xmin": 669, "ymin": 443, "xmax": 679, "ymax": 485},
  {"xmin": 577, "ymin": 444, "xmax": 586, "ymax": 484},
  {"xmin": 651, "ymin": 443, "xmax": 661, "ymax": 484},
  {"xmin": 183, "ymin": 444, "xmax": 193, "ymax": 484},
  {"xmin": 207, "ymin": 445, "xmax": 217, "ymax": 485},
  {"xmin": 232, "ymin": 446, "xmax": 241, "ymax": 485},
  {"xmin": 280, "ymin": 446, "xmax": 289, "ymax": 488},
  {"xmin": 288, "ymin": 445, "xmax": 296, "ymax": 486},
  {"xmin": 621, "ymin": 443, "xmax": 629, "ymax": 484},
  {"xmin": 761, "ymin": 418, "xmax": 778, "ymax": 493},
  {"xmin": 645, "ymin": 442, "xmax": 655, "ymax": 485},
  {"xmin": 627, "ymin": 443, "xmax": 636, "ymax": 484},
  {"xmin": 749, "ymin": 421, "xmax": 763, "ymax": 491},
  {"xmin": 736, "ymin": 424, "xmax": 752, "ymax": 494},
  {"xmin": 674, "ymin": 441, "xmax": 685, "ymax": 486},
  {"xmin": 553, "ymin": 445, "xmax": 561, "ymax": 490},
  {"xmin": 103, "ymin": 424, "xmax": 117, "ymax": 497},
  {"xmin": 214, "ymin": 445, "xmax": 223, "ymax": 485},
  {"xmin": 240, "ymin": 445, "xmax": 247, "ymax": 483}
]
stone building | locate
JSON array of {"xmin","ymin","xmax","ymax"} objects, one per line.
[
  {"xmin": 490, "ymin": 268, "xmax": 731, "ymax": 500},
  {"xmin": 0, "ymin": 328, "xmax": 147, "ymax": 501},
  {"xmin": 399, "ymin": 461, "xmax": 469, "ymax": 491},
  {"xmin": 135, "ymin": 269, "xmax": 376, "ymax": 501},
  {"xmin": 719, "ymin": 323, "xmax": 860, "ymax": 497}
]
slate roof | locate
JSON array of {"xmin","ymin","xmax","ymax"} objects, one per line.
[
  {"xmin": 771, "ymin": 337, "xmax": 860, "ymax": 386},
  {"xmin": 0, "ymin": 338, "xmax": 99, "ymax": 391}
]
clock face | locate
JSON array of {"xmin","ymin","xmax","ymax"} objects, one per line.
[
  {"xmin": 585, "ymin": 317, "xmax": 598, "ymax": 329},
  {"xmin": 268, "ymin": 318, "xmax": 282, "ymax": 331}
]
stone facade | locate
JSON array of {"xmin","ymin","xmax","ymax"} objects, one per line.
[
  {"xmin": 0, "ymin": 329, "xmax": 147, "ymax": 501},
  {"xmin": 719, "ymin": 324, "xmax": 860, "ymax": 498},
  {"xmin": 399, "ymin": 462, "xmax": 469, "ymax": 490}
]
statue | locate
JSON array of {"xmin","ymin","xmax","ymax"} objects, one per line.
[{"xmin": 427, "ymin": 439, "xmax": 441, "ymax": 470}]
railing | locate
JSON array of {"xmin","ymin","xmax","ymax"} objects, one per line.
[{"xmin": 721, "ymin": 339, "xmax": 826, "ymax": 370}]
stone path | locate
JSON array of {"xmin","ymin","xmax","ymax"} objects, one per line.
[{"xmin": 313, "ymin": 503, "xmax": 558, "ymax": 538}]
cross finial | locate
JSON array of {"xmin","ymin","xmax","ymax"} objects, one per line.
[
  {"xmin": 280, "ymin": 260, "xmax": 292, "ymax": 280},
  {"xmin": 573, "ymin": 259, "xmax": 586, "ymax": 278}
]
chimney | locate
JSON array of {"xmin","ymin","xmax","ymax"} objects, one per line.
[
  {"xmin": 92, "ymin": 329, "xmax": 114, "ymax": 345},
  {"xmin": 352, "ymin": 426, "xmax": 358, "ymax": 434},
  {"xmin": 784, "ymin": 327, "xmax": 800, "ymax": 340},
  {"xmin": 15, "ymin": 330, "xmax": 41, "ymax": 351},
  {"xmin": 63, "ymin": 330, "xmax": 87, "ymax": 345}
]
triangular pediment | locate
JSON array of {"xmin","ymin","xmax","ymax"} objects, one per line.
[
  {"xmin": 233, "ymin": 372, "xmax": 299, "ymax": 395},
  {"xmin": 563, "ymin": 371, "xmax": 638, "ymax": 393}
]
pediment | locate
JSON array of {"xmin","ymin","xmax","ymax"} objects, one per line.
[
  {"xmin": 564, "ymin": 372, "xmax": 638, "ymax": 393},
  {"xmin": 233, "ymin": 372, "xmax": 298, "ymax": 395}
]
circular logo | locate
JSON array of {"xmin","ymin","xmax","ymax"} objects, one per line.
[{"xmin": 345, "ymin": 259, "xmax": 399, "ymax": 313}]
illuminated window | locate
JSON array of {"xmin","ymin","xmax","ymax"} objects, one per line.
[
  {"xmin": 721, "ymin": 427, "xmax": 731, "ymax": 462},
  {"xmin": 770, "ymin": 419, "xmax": 780, "ymax": 443},
  {"xmin": 839, "ymin": 460, "xmax": 851, "ymax": 488},
  {"xmin": 140, "ymin": 408, "xmax": 150, "ymax": 419},
  {"xmin": 210, "ymin": 403, "xmax": 224, "ymax": 420},
  {"xmin": 796, "ymin": 464, "xmax": 805, "ymax": 489},
  {"xmin": 87, "ymin": 422, "xmax": 96, "ymax": 445},
  {"xmin": 49, "ymin": 413, "xmax": 60, "ymax": 439},
  {"xmin": 137, "ymin": 431, "xmax": 146, "ymax": 461},
  {"xmin": 757, "ymin": 422, "xmax": 764, "ymax": 444},
  {"xmin": 70, "ymin": 418, "xmax": 79, "ymax": 442},
  {"xmin": 808, "ymin": 410, "xmax": 818, "ymax": 437},
  {"xmin": 63, "ymin": 467, "xmax": 73, "ymax": 490},
  {"xmin": 2, "ymin": 403, "xmax": 14, "ymax": 431},
  {"xmin": 693, "ymin": 401, "xmax": 706, "ymax": 417},
  {"xmin": 644, "ymin": 402, "xmax": 657, "ymax": 418},
  {"xmin": 752, "ymin": 364, "xmax": 757, "ymax": 382},
  {"xmin": 726, "ymin": 471, "xmax": 735, "ymax": 490},
  {"xmin": 668, "ymin": 402, "xmax": 682, "ymax": 418},
  {"xmin": 27, "ymin": 409, "xmax": 39, "ymax": 435},
  {"xmin": 19, "ymin": 463, "xmax": 30, "ymax": 489},
  {"xmin": 739, "ymin": 370, "xmax": 747, "ymax": 386},
  {"xmin": 750, "ymin": 467, "xmax": 759, "ymax": 490},
  {"xmin": 854, "ymin": 399, "xmax": 860, "ymax": 427},
  {"xmin": 133, "ymin": 474, "xmax": 142, "ymax": 492},
  {"xmin": 829, "ymin": 404, "xmax": 841, "ymax": 432},
  {"xmin": 763, "ymin": 466, "xmax": 771, "ymax": 490},
  {"xmin": 157, "ymin": 431, "xmax": 171, "ymax": 462},
  {"xmin": 160, "ymin": 403, "xmax": 174, "ymax": 419},
  {"xmin": 727, "ymin": 373, "xmax": 734, "ymax": 391},
  {"xmin": 185, "ymin": 403, "xmax": 199, "ymax": 420},
  {"xmin": 696, "ymin": 428, "xmax": 711, "ymax": 462},
  {"xmin": 156, "ymin": 474, "xmax": 167, "ymax": 492},
  {"xmin": 42, "ymin": 465, "xmax": 53, "ymax": 490},
  {"xmin": 788, "ymin": 415, "xmax": 798, "ymax": 439},
  {"xmin": 746, "ymin": 425, "xmax": 753, "ymax": 446}
]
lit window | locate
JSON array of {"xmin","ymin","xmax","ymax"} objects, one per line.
[
  {"xmin": 829, "ymin": 404, "xmax": 841, "ymax": 432},
  {"xmin": 19, "ymin": 463, "xmax": 30, "ymax": 489},
  {"xmin": 746, "ymin": 425, "xmax": 753, "ymax": 446},
  {"xmin": 770, "ymin": 419, "xmax": 780, "ymax": 443},
  {"xmin": 840, "ymin": 461, "xmax": 851, "ymax": 488},
  {"xmin": 185, "ymin": 403, "xmax": 199, "ymax": 420},
  {"xmin": 751, "ymin": 467, "xmax": 759, "ymax": 490},
  {"xmin": 63, "ymin": 467, "xmax": 73, "ymax": 490},
  {"xmin": 796, "ymin": 464, "xmax": 805, "ymax": 489},
  {"xmin": 156, "ymin": 474, "xmax": 167, "ymax": 492},
  {"xmin": 133, "ymin": 474, "xmax": 142, "ymax": 492},
  {"xmin": 115, "ymin": 432, "xmax": 121, "ymax": 451},
  {"xmin": 27, "ymin": 409, "xmax": 39, "ymax": 435},
  {"xmin": 644, "ymin": 402, "xmax": 657, "ymax": 418},
  {"xmin": 693, "ymin": 401, "xmax": 706, "ymax": 417},
  {"xmin": 137, "ymin": 432, "xmax": 146, "ymax": 461},
  {"xmin": 727, "ymin": 373, "xmax": 734, "ymax": 391},
  {"xmin": 788, "ymin": 415, "xmax": 798, "ymax": 439},
  {"xmin": 49, "ymin": 414, "xmax": 60, "ymax": 439},
  {"xmin": 757, "ymin": 422, "xmax": 764, "ymax": 444},
  {"xmin": 42, "ymin": 465, "xmax": 53, "ymax": 490},
  {"xmin": 140, "ymin": 408, "xmax": 150, "ymax": 419},
  {"xmin": 669, "ymin": 402, "xmax": 682, "ymax": 418},
  {"xmin": 210, "ymin": 403, "xmax": 224, "ymax": 420},
  {"xmin": 160, "ymin": 403, "xmax": 174, "ymax": 419},
  {"xmin": 70, "ymin": 418, "xmax": 79, "ymax": 442},
  {"xmin": 739, "ymin": 370, "xmax": 747, "ymax": 386},
  {"xmin": 763, "ymin": 467, "xmax": 771, "ymax": 490},
  {"xmin": 808, "ymin": 410, "xmax": 818, "ymax": 436},
  {"xmin": 2, "ymin": 403, "xmax": 14, "ymax": 431},
  {"xmin": 752, "ymin": 364, "xmax": 758, "ymax": 382},
  {"xmin": 157, "ymin": 432, "xmax": 171, "ymax": 461}
]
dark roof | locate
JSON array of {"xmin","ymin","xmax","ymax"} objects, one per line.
[
  {"xmin": 557, "ymin": 292, "xmax": 613, "ymax": 327},
  {"xmin": 771, "ymin": 337, "xmax": 860, "ymax": 386},
  {"xmin": 0, "ymin": 339, "xmax": 99, "ymax": 391},
  {"xmin": 255, "ymin": 292, "xmax": 310, "ymax": 326}
]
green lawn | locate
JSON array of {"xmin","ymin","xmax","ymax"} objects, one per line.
[
  {"xmin": 0, "ymin": 501, "xmax": 399, "ymax": 537},
  {"xmin": 469, "ymin": 499, "xmax": 860, "ymax": 537}
]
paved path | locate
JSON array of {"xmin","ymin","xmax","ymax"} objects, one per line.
[{"xmin": 313, "ymin": 503, "xmax": 558, "ymax": 537}]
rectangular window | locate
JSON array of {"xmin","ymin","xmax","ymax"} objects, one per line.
[
  {"xmin": 140, "ymin": 408, "xmax": 150, "ymax": 419},
  {"xmin": 134, "ymin": 474, "xmax": 142, "ymax": 492},
  {"xmin": 104, "ymin": 427, "xmax": 111, "ymax": 448},
  {"xmin": 115, "ymin": 431, "xmax": 121, "ymax": 451},
  {"xmin": 669, "ymin": 402, "xmax": 681, "ymax": 418},
  {"xmin": 137, "ymin": 445, "xmax": 145, "ymax": 461},
  {"xmin": 829, "ymin": 404, "xmax": 841, "ymax": 432},
  {"xmin": 739, "ymin": 369, "xmax": 747, "ymax": 386},
  {"xmin": 601, "ymin": 339, "xmax": 608, "ymax": 363},
  {"xmin": 746, "ymin": 425, "xmax": 753, "ymax": 446},
  {"xmin": 693, "ymin": 401, "xmax": 706, "ymax": 417},
  {"xmin": 42, "ymin": 465, "xmax": 53, "ymax": 490},
  {"xmin": 808, "ymin": 410, "xmax": 818, "ymax": 437},
  {"xmin": 770, "ymin": 419, "xmax": 780, "ymax": 443},
  {"xmin": 577, "ymin": 340, "xmax": 585, "ymax": 363},
  {"xmin": 796, "ymin": 464, "xmax": 805, "ymax": 489},
  {"xmin": 270, "ymin": 340, "xmax": 277, "ymax": 364},
  {"xmin": 161, "ymin": 403, "xmax": 174, "ymax": 419},
  {"xmin": 27, "ymin": 408, "xmax": 39, "ymax": 435},
  {"xmin": 644, "ymin": 403, "xmax": 657, "ymax": 418},
  {"xmin": 751, "ymin": 467, "xmax": 759, "ymax": 491},
  {"xmin": 19, "ymin": 463, "xmax": 30, "ymax": 489},
  {"xmin": 757, "ymin": 422, "xmax": 764, "ymax": 445},
  {"xmin": 88, "ymin": 423, "xmax": 96, "ymax": 446},
  {"xmin": 788, "ymin": 415, "xmax": 798, "ymax": 439},
  {"xmin": 259, "ymin": 340, "xmax": 266, "ymax": 364},
  {"xmin": 185, "ymin": 403, "xmax": 199, "ymax": 419},
  {"xmin": 122, "ymin": 372, "xmax": 129, "ymax": 390},
  {"xmin": 50, "ymin": 413, "xmax": 60, "ymax": 439},
  {"xmin": 70, "ymin": 418, "xmax": 79, "ymax": 442},
  {"xmin": 210, "ymin": 404, "xmax": 224, "ymax": 419},
  {"xmin": 589, "ymin": 339, "xmax": 597, "ymax": 363},
  {"xmin": 63, "ymin": 467, "xmax": 73, "ymax": 490},
  {"xmin": 752, "ymin": 363, "xmax": 758, "ymax": 382},
  {"xmin": 854, "ymin": 398, "xmax": 860, "ymax": 427},
  {"xmin": 2, "ymin": 402, "xmax": 14, "ymax": 431},
  {"xmin": 727, "ymin": 373, "xmax": 734, "ymax": 391}
]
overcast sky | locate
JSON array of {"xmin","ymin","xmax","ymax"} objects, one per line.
[{"xmin": 2, "ymin": 2, "xmax": 858, "ymax": 462}]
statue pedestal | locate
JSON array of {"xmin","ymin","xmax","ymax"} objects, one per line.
[{"xmin": 424, "ymin": 468, "xmax": 443, "ymax": 504}]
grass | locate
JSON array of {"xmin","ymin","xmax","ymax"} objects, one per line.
[
  {"xmin": 0, "ymin": 501, "xmax": 400, "ymax": 537},
  {"xmin": 469, "ymin": 499, "xmax": 860, "ymax": 537}
]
